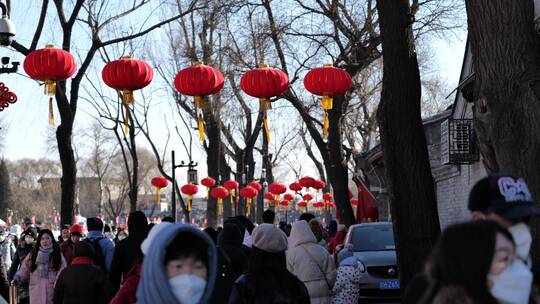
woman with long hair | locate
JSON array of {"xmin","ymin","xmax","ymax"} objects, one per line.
[
  {"xmin": 13, "ymin": 229, "xmax": 66, "ymax": 304},
  {"xmin": 421, "ymin": 220, "xmax": 533, "ymax": 304},
  {"xmin": 229, "ymin": 223, "xmax": 310, "ymax": 303}
]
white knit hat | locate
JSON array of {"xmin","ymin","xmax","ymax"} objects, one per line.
[{"xmin": 141, "ymin": 222, "xmax": 172, "ymax": 255}]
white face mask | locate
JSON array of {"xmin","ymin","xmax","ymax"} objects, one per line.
[
  {"xmin": 489, "ymin": 259, "xmax": 533, "ymax": 304},
  {"xmin": 508, "ymin": 223, "xmax": 532, "ymax": 262},
  {"xmin": 25, "ymin": 238, "xmax": 34, "ymax": 245},
  {"xmin": 168, "ymin": 274, "xmax": 206, "ymax": 304},
  {"xmin": 118, "ymin": 235, "xmax": 126, "ymax": 241}
]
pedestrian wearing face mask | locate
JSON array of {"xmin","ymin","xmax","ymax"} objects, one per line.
[
  {"xmin": 8, "ymin": 228, "xmax": 36, "ymax": 304},
  {"xmin": 60, "ymin": 224, "xmax": 84, "ymax": 266},
  {"xmin": 419, "ymin": 220, "xmax": 533, "ymax": 304},
  {"xmin": 137, "ymin": 224, "xmax": 217, "ymax": 304}
]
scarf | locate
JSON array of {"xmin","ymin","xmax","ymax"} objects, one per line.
[
  {"xmin": 36, "ymin": 245, "xmax": 53, "ymax": 278},
  {"xmin": 72, "ymin": 257, "xmax": 94, "ymax": 265}
]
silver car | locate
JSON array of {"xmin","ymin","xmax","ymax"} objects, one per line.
[{"xmin": 344, "ymin": 222, "xmax": 400, "ymax": 301}]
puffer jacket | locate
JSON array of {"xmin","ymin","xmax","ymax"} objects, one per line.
[
  {"xmin": 331, "ymin": 257, "xmax": 362, "ymax": 304},
  {"xmin": 287, "ymin": 221, "xmax": 336, "ymax": 304},
  {"xmin": 0, "ymin": 238, "xmax": 15, "ymax": 271}
]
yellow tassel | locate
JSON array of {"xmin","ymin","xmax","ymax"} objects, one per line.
[
  {"xmin": 188, "ymin": 196, "xmax": 193, "ymax": 212},
  {"xmin": 121, "ymin": 90, "xmax": 134, "ymax": 104},
  {"xmin": 259, "ymin": 98, "xmax": 272, "ymax": 111},
  {"xmin": 218, "ymin": 198, "xmax": 223, "ymax": 216},
  {"xmin": 45, "ymin": 80, "xmax": 56, "ymax": 96},
  {"xmin": 323, "ymin": 111, "xmax": 329, "ymax": 138},
  {"xmin": 48, "ymin": 97, "xmax": 55, "ymax": 126},
  {"xmin": 247, "ymin": 198, "xmax": 252, "ymax": 216},
  {"xmin": 195, "ymin": 96, "xmax": 205, "ymax": 109},
  {"xmin": 230, "ymin": 193, "xmax": 234, "ymax": 207},
  {"xmin": 263, "ymin": 113, "xmax": 271, "ymax": 143},
  {"xmin": 156, "ymin": 188, "xmax": 161, "ymax": 205},
  {"xmin": 124, "ymin": 103, "xmax": 130, "ymax": 134},
  {"xmin": 198, "ymin": 113, "xmax": 205, "ymax": 142},
  {"xmin": 322, "ymin": 95, "xmax": 333, "ymax": 110}
]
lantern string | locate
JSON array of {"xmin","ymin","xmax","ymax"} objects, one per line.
[
  {"xmin": 263, "ymin": 112, "xmax": 271, "ymax": 143},
  {"xmin": 323, "ymin": 111, "xmax": 329, "ymax": 138},
  {"xmin": 198, "ymin": 112, "xmax": 205, "ymax": 142},
  {"xmin": 48, "ymin": 97, "xmax": 55, "ymax": 126}
]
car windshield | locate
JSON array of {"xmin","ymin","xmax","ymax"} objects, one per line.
[{"xmin": 350, "ymin": 225, "xmax": 395, "ymax": 251}]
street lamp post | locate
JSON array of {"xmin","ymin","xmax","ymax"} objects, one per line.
[{"xmin": 170, "ymin": 150, "xmax": 197, "ymax": 222}]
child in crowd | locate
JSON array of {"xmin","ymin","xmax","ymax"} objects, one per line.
[{"xmin": 331, "ymin": 244, "xmax": 363, "ymax": 304}]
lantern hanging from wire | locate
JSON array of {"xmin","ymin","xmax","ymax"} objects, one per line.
[
  {"xmin": 248, "ymin": 181, "xmax": 262, "ymax": 192},
  {"xmin": 297, "ymin": 201, "xmax": 308, "ymax": 212},
  {"xmin": 102, "ymin": 56, "xmax": 153, "ymax": 133},
  {"xmin": 322, "ymin": 192, "xmax": 333, "ymax": 202},
  {"xmin": 283, "ymin": 193, "xmax": 295, "ymax": 202},
  {"xmin": 151, "ymin": 177, "xmax": 169, "ymax": 204},
  {"xmin": 326, "ymin": 202, "xmax": 336, "ymax": 215},
  {"xmin": 289, "ymin": 182, "xmax": 302, "ymax": 193},
  {"xmin": 201, "ymin": 177, "xmax": 216, "ymax": 198},
  {"xmin": 174, "ymin": 62, "xmax": 224, "ymax": 141},
  {"xmin": 224, "ymin": 179, "xmax": 239, "ymax": 207},
  {"xmin": 240, "ymin": 64, "xmax": 289, "ymax": 143},
  {"xmin": 210, "ymin": 186, "xmax": 229, "ymax": 216},
  {"xmin": 23, "ymin": 44, "xmax": 77, "ymax": 126},
  {"xmin": 181, "ymin": 183, "xmax": 199, "ymax": 212},
  {"xmin": 268, "ymin": 182, "xmax": 287, "ymax": 201},
  {"xmin": 299, "ymin": 176, "xmax": 316, "ymax": 191},
  {"xmin": 303, "ymin": 193, "xmax": 314, "ymax": 203},
  {"xmin": 239, "ymin": 186, "xmax": 258, "ymax": 216},
  {"xmin": 304, "ymin": 64, "xmax": 352, "ymax": 137},
  {"xmin": 280, "ymin": 200, "xmax": 290, "ymax": 210},
  {"xmin": 313, "ymin": 180, "xmax": 326, "ymax": 191},
  {"xmin": 313, "ymin": 201, "xmax": 325, "ymax": 214}
]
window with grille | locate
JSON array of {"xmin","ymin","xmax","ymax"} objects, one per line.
[{"xmin": 441, "ymin": 119, "xmax": 479, "ymax": 164}]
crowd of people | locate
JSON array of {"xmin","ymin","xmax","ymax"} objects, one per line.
[{"xmin": 0, "ymin": 173, "xmax": 538, "ymax": 303}]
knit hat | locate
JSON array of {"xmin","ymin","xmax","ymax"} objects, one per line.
[
  {"xmin": 70, "ymin": 224, "xmax": 84, "ymax": 235},
  {"xmin": 141, "ymin": 222, "xmax": 172, "ymax": 255},
  {"xmin": 86, "ymin": 217, "xmax": 104, "ymax": 232},
  {"xmin": 468, "ymin": 174, "xmax": 540, "ymax": 220},
  {"xmin": 251, "ymin": 223, "xmax": 288, "ymax": 253},
  {"xmin": 338, "ymin": 243, "xmax": 354, "ymax": 263},
  {"xmin": 73, "ymin": 240, "xmax": 95, "ymax": 258}
]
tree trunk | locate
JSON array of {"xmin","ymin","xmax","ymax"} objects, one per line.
[
  {"xmin": 206, "ymin": 113, "xmax": 220, "ymax": 228},
  {"xmin": 327, "ymin": 95, "xmax": 356, "ymax": 227},
  {"xmin": 262, "ymin": 129, "xmax": 274, "ymax": 183},
  {"xmin": 220, "ymin": 155, "xmax": 233, "ymax": 220},
  {"xmin": 376, "ymin": 0, "xmax": 441, "ymax": 291},
  {"xmin": 465, "ymin": 0, "xmax": 540, "ymax": 271},
  {"xmin": 0, "ymin": 160, "xmax": 12, "ymax": 220},
  {"xmin": 128, "ymin": 117, "xmax": 138, "ymax": 212}
]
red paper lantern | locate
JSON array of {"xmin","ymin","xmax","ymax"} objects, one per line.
[
  {"xmin": 240, "ymin": 186, "xmax": 259, "ymax": 216},
  {"xmin": 23, "ymin": 44, "xmax": 77, "ymax": 125},
  {"xmin": 327, "ymin": 201, "xmax": 336, "ymax": 215},
  {"xmin": 201, "ymin": 177, "xmax": 216, "ymax": 188},
  {"xmin": 299, "ymin": 176, "xmax": 316, "ymax": 189},
  {"xmin": 280, "ymin": 200, "xmax": 290, "ymax": 209},
  {"xmin": 174, "ymin": 62, "xmax": 224, "ymax": 141},
  {"xmin": 268, "ymin": 182, "xmax": 287, "ymax": 201},
  {"xmin": 102, "ymin": 56, "xmax": 153, "ymax": 133},
  {"xmin": 313, "ymin": 202, "xmax": 325, "ymax": 208},
  {"xmin": 181, "ymin": 183, "xmax": 199, "ymax": 212},
  {"xmin": 313, "ymin": 180, "xmax": 326, "ymax": 190},
  {"xmin": 210, "ymin": 186, "xmax": 229, "ymax": 216},
  {"xmin": 289, "ymin": 182, "xmax": 302, "ymax": 192},
  {"xmin": 283, "ymin": 193, "xmax": 295, "ymax": 201},
  {"xmin": 0, "ymin": 83, "xmax": 17, "ymax": 112},
  {"xmin": 304, "ymin": 64, "xmax": 352, "ymax": 137},
  {"xmin": 303, "ymin": 193, "xmax": 314, "ymax": 202},
  {"xmin": 248, "ymin": 181, "xmax": 263, "ymax": 192},
  {"xmin": 264, "ymin": 192, "xmax": 275, "ymax": 201},
  {"xmin": 151, "ymin": 177, "xmax": 169, "ymax": 205},
  {"xmin": 297, "ymin": 201, "xmax": 308, "ymax": 208},
  {"xmin": 224, "ymin": 180, "xmax": 239, "ymax": 190},
  {"xmin": 240, "ymin": 65, "xmax": 289, "ymax": 143},
  {"xmin": 322, "ymin": 192, "xmax": 333, "ymax": 202}
]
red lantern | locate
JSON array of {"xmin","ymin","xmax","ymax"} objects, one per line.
[
  {"xmin": 283, "ymin": 193, "xmax": 295, "ymax": 201},
  {"xmin": 322, "ymin": 192, "xmax": 333, "ymax": 202},
  {"xmin": 224, "ymin": 180, "xmax": 239, "ymax": 207},
  {"xmin": 210, "ymin": 186, "xmax": 229, "ymax": 216},
  {"xmin": 304, "ymin": 64, "xmax": 352, "ymax": 137},
  {"xmin": 240, "ymin": 65, "xmax": 289, "ymax": 143},
  {"xmin": 151, "ymin": 177, "xmax": 169, "ymax": 204},
  {"xmin": 327, "ymin": 202, "xmax": 336, "ymax": 215},
  {"xmin": 181, "ymin": 183, "xmax": 199, "ymax": 212},
  {"xmin": 23, "ymin": 44, "xmax": 77, "ymax": 126},
  {"xmin": 0, "ymin": 83, "xmax": 17, "ymax": 112},
  {"xmin": 264, "ymin": 192, "xmax": 275, "ymax": 201},
  {"xmin": 299, "ymin": 176, "xmax": 316, "ymax": 190},
  {"xmin": 280, "ymin": 200, "xmax": 290, "ymax": 209},
  {"xmin": 268, "ymin": 182, "xmax": 287, "ymax": 201},
  {"xmin": 303, "ymin": 193, "xmax": 314, "ymax": 202},
  {"xmin": 239, "ymin": 186, "xmax": 259, "ymax": 216},
  {"xmin": 289, "ymin": 182, "xmax": 302, "ymax": 192},
  {"xmin": 201, "ymin": 177, "xmax": 216, "ymax": 188},
  {"xmin": 102, "ymin": 56, "xmax": 153, "ymax": 133},
  {"xmin": 297, "ymin": 201, "xmax": 308, "ymax": 208},
  {"xmin": 248, "ymin": 181, "xmax": 263, "ymax": 192},
  {"xmin": 174, "ymin": 62, "xmax": 224, "ymax": 141},
  {"xmin": 313, "ymin": 180, "xmax": 326, "ymax": 191}
]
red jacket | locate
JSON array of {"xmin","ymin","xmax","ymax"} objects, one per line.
[
  {"xmin": 60, "ymin": 240, "xmax": 75, "ymax": 266},
  {"xmin": 110, "ymin": 262, "xmax": 141, "ymax": 304},
  {"xmin": 328, "ymin": 231, "xmax": 346, "ymax": 255}
]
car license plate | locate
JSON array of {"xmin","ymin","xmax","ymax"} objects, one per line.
[{"xmin": 379, "ymin": 280, "xmax": 400, "ymax": 290}]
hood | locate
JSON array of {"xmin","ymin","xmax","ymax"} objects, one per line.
[
  {"xmin": 218, "ymin": 223, "xmax": 242, "ymax": 246},
  {"xmin": 353, "ymin": 250, "xmax": 396, "ymax": 266},
  {"xmin": 288, "ymin": 220, "xmax": 317, "ymax": 249},
  {"xmin": 128, "ymin": 211, "xmax": 149, "ymax": 240},
  {"xmin": 137, "ymin": 224, "xmax": 217, "ymax": 304}
]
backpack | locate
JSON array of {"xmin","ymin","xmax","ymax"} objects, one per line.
[{"xmin": 84, "ymin": 237, "xmax": 107, "ymax": 272}]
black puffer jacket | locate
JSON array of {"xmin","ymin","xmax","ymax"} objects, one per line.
[
  {"xmin": 210, "ymin": 223, "xmax": 250, "ymax": 303},
  {"xmin": 53, "ymin": 261, "xmax": 110, "ymax": 304},
  {"xmin": 229, "ymin": 273, "xmax": 310, "ymax": 304}
]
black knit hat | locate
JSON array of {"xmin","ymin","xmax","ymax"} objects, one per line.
[
  {"xmin": 468, "ymin": 174, "xmax": 540, "ymax": 220},
  {"xmin": 86, "ymin": 217, "xmax": 104, "ymax": 232},
  {"xmin": 73, "ymin": 240, "xmax": 95, "ymax": 258}
]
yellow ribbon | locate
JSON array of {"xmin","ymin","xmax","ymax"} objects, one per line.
[
  {"xmin": 198, "ymin": 113, "xmax": 205, "ymax": 142},
  {"xmin": 323, "ymin": 111, "xmax": 329, "ymax": 138}
]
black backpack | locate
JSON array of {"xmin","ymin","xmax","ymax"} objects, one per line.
[{"xmin": 84, "ymin": 237, "xmax": 107, "ymax": 272}]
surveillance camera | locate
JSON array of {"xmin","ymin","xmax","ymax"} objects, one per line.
[{"xmin": 0, "ymin": 16, "xmax": 16, "ymax": 46}]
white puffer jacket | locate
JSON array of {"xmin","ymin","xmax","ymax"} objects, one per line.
[
  {"xmin": 0, "ymin": 237, "xmax": 15, "ymax": 270},
  {"xmin": 287, "ymin": 220, "xmax": 336, "ymax": 304}
]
